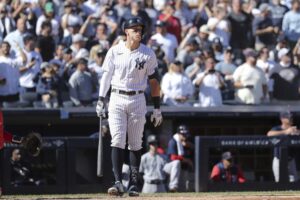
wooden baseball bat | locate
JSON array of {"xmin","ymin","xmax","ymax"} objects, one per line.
[{"xmin": 97, "ymin": 116, "xmax": 103, "ymax": 177}]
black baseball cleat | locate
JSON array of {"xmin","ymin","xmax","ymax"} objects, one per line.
[
  {"xmin": 107, "ymin": 181, "xmax": 125, "ymax": 196},
  {"xmin": 128, "ymin": 185, "xmax": 139, "ymax": 197}
]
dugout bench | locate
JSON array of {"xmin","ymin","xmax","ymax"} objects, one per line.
[{"xmin": 195, "ymin": 135, "xmax": 300, "ymax": 192}]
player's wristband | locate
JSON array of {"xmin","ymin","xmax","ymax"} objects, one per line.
[
  {"xmin": 98, "ymin": 96, "xmax": 104, "ymax": 101},
  {"xmin": 152, "ymin": 96, "xmax": 160, "ymax": 109},
  {"xmin": 12, "ymin": 135, "xmax": 23, "ymax": 144}
]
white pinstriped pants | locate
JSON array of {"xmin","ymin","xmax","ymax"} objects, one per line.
[
  {"xmin": 108, "ymin": 92, "xmax": 146, "ymax": 151},
  {"xmin": 272, "ymin": 157, "xmax": 298, "ymax": 182}
]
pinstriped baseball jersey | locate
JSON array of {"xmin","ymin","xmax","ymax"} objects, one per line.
[
  {"xmin": 100, "ymin": 41, "xmax": 157, "ymax": 94},
  {"xmin": 99, "ymin": 41, "xmax": 158, "ymax": 151}
]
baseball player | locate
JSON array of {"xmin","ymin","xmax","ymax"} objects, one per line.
[
  {"xmin": 96, "ymin": 17, "xmax": 163, "ymax": 197},
  {"xmin": 139, "ymin": 135, "xmax": 181, "ymax": 193}
]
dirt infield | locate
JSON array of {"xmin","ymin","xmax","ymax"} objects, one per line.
[{"xmin": 2, "ymin": 192, "xmax": 300, "ymax": 200}]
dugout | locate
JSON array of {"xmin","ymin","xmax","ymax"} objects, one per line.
[{"xmin": 195, "ymin": 135, "xmax": 300, "ymax": 192}]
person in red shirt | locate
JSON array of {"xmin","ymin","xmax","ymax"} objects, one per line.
[
  {"xmin": 210, "ymin": 151, "xmax": 246, "ymax": 183},
  {"xmin": 158, "ymin": 2, "xmax": 182, "ymax": 43}
]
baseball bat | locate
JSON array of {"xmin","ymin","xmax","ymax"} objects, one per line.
[{"xmin": 97, "ymin": 116, "xmax": 103, "ymax": 177}]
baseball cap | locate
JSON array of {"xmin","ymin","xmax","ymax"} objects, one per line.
[
  {"xmin": 77, "ymin": 58, "xmax": 88, "ymax": 65},
  {"xmin": 259, "ymin": 3, "xmax": 270, "ymax": 12},
  {"xmin": 277, "ymin": 48, "xmax": 290, "ymax": 60},
  {"xmin": 199, "ymin": 25, "xmax": 210, "ymax": 34},
  {"xmin": 44, "ymin": 2, "xmax": 54, "ymax": 13},
  {"xmin": 63, "ymin": 48, "xmax": 73, "ymax": 54},
  {"xmin": 212, "ymin": 37, "xmax": 222, "ymax": 45},
  {"xmin": 40, "ymin": 62, "xmax": 50, "ymax": 69},
  {"xmin": 97, "ymin": 45, "xmax": 108, "ymax": 55},
  {"xmin": 186, "ymin": 38, "xmax": 198, "ymax": 46},
  {"xmin": 222, "ymin": 151, "xmax": 233, "ymax": 161},
  {"xmin": 225, "ymin": 46, "xmax": 233, "ymax": 53},
  {"xmin": 243, "ymin": 48, "xmax": 258, "ymax": 58},
  {"xmin": 280, "ymin": 111, "xmax": 293, "ymax": 119},
  {"xmin": 72, "ymin": 34, "xmax": 87, "ymax": 43},
  {"xmin": 147, "ymin": 135, "xmax": 158, "ymax": 144},
  {"xmin": 155, "ymin": 20, "xmax": 167, "ymax": 27}
]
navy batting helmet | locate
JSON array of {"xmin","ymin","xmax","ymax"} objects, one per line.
[
  {"xmin": 122, "ymin": 17, "xmax": 144, "ymax": 32},
  {"xmin": 147, "ymin": 135, "xmax": 158, "ymax": 145}
]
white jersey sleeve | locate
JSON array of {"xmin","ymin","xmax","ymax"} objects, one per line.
[
  {"xmin": 99, "ymin": 47, "xmax": 115, "ymax": 97},
  {"xmin": 146, "ymin": 50, "xmax": 158, "ymax": 76}
]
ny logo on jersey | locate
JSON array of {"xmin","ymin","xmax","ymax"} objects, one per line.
[{"xmin": 135, "ymin": 58, "xmax": 146, "ymax": 70}]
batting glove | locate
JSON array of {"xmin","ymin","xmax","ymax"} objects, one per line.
[
  {"xmin": 96, "ymin": 99, "xmax": 106, "ymax": 118},
  {"xmin": 151, "ymin": 109, "xmax": 163, "ymax": 127}
]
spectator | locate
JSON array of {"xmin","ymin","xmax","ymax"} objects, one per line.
[
  {"xmin": 35, "ymin": 2, "xmax": 60, "ymax": 42},
  {"xmin": 195, "ymin": 25, "xmax": 212, "ymax": 52},
  {"xmin": 215, "ymin": 47, "xmax": 237, "ymax": 100},
  {"xmin": 68, "ymin": 58, "xmax": 95, "ymax": 107},
  {"xmin": 161, "ymin": 61, "xmax": 194, "ymax": 106},
  {"xmin": 211, "ymin": 37, "xmax": 224, "ymax": 62},
  {"xmin": 256, "ymin": 47, "xmax": 280, "ymax": 101},
  {"xmin": 210, "ymin": 151, "xmax": 246, "ymax": 183},
  {"xmin": 0, "ymin": 3, "xmax": 15, "ymax": 42},
  {"xmin": 81, "ymin": 0, "xmax": 101, "ymax": 17},
  {"xmin": 267, "ymin": 111, "xmax": 299, "ymax": 182},
  {"xmin": 4, "ymin": 17, "xmax": 28, "ymax": 56},
  {"xmin": 207, "ymin": 5, "xmax": 231, "ymax": 48},
  {"xmin": 151, "ymin": 20, "xmax": 178, "ymax": 64},
  {"xmin": 70, "ymin": 34, "xmax": 89, "ymax": 60},
  {"xmin": 193, "ymin": 57, "xmax": 224, "ymax": 107},
  {"xmin": 271, "ymin": 48, "xmax": 300, "ymax": 100},
  {"xmin": 61, "ymin": 1, "xmax": 83, "ymax": 39},
  {"xmin": 88, "ymin": 45, "xmax": 106, "ymax": 99},
  {"xmin": 176, "ymin": 38, "xmax": 199, "ymax": 68},
  {"xmin": 149, "ymin": 41, "xmax": 168, "ymax": 79},
  {"xmin": 185, "ymin": 50, "xmax": 204, "ymax": 80},
  {"xmin": 50, "ymin": 44, "xmax": 66, "ymax": 75},
  {"xmin": 0, "ymin": 41, "xmax": 26, "ymax": 103},
  {"xmin": 269, "ymin": 0, "xmax": 289, "ymax": 29},
  {"xmin": 252, "ymin": 3, "xmax": 279, "ymax": 51},
  {"xmin": 87, "ymin": 23, "xmax": 111, "ymax": 50},
  {"xmin": 233, "ymin": 48, "xmax": 267, "ymax": 104},
  {"xmin": 35, "ymin": 20, "xmax": 55, "ymax": 62},
  {"xmin": 215, "ymin": 47, "xmax": 237, "ymax": 79},
  {"xmin": 36, "ymin": 62, "xmax": 59, "ymax": 108},
  {"xmin": 158, "ymin": 2, "xmax": 182, "ymax": 43},
  {"xmin": 120, "ymin": 0, "xmax": 152, "ymax": 43},
  {"xmin": 113, "ymin": 0, "xmax": 130, "ymax": 20},
  {"xmin": 61, "ymin": 16, "xmax": 82, "ymax": 48},
  {"xmin": 144, "ymin": 0, "xmax": 159, "ymax": 33},
  {"xmin": 282, "ymin": 0, "xmax": 300, "ymax": 48},
  {"xmin": 139, "ymin": 134, "xmax": 181, "ymax": 193},
  {"xmin": 228, "ymin": 0, "xmax": 253, "ymax": 57},
  {"xmin": 173, "ymin": 0, "xmax": 193, "ymax": 35},
  {"xmin": 19, "ymin": 34, "xmax": 42, "ymax": 93}
]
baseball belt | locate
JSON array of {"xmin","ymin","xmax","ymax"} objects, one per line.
[
  {"xmin": 145, "ymin": 179, "xmax": 164, "ymax": 185},
  {"xmin": 112, "ymin": 88, "xmax": 144, "ymax": 96}
]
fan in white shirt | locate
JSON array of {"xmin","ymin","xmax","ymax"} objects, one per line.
[
  {"xmin": 161, "ymin": 61, "xmax": 194, "ymax": 106},
  {"xmin": 193, "ymin": 57, "xmax": 224, "ymax": 107}
]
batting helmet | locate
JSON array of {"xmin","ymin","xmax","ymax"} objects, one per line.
[{"xmin": 122, "ymin": 17, "xmax": 144, "ymax": 32}]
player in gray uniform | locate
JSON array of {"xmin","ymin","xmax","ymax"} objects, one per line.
[
  {"xmin": 140, "ymin": 135, "xmax": 181, "ymax": 193},
  {"xmin": 96, "ymin": 17, "xmax": 163, "ymax": 197}
]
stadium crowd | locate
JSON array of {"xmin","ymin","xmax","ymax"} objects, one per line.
[{"xmin": 0, "ymin": 0, "xmax": 299, "ymax": 108}]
